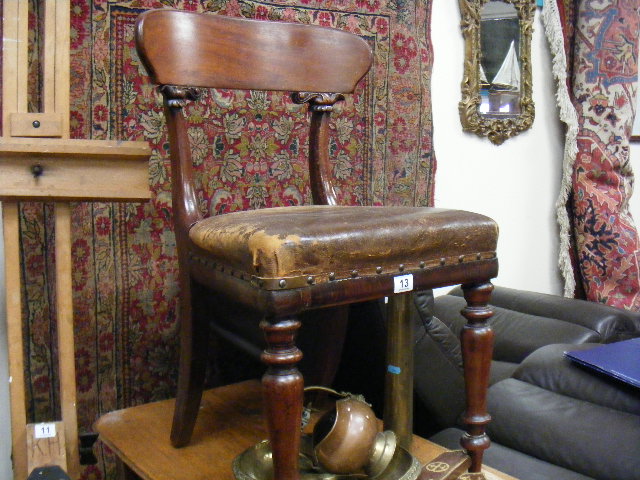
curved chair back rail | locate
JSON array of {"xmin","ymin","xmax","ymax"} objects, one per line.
[{"xmin": 135, "ymin": 10, "xmax": 373, "ymax": 93}]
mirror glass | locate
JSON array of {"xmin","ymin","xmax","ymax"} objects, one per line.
[
  {"xmin": 478, "ymin": 1, "xmax": 520, "ymax": 117},
  {"xmin": 458, "ymin": 0, "xmax": 535, "ymax": 144}
]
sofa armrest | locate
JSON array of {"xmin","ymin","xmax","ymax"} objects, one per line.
[{"xmin": 447, "ymin": 286, "xmax": 640, "ymax": 342}]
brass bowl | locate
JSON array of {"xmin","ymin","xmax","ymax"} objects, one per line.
[
  {"xmin": 232, "ymin": 438, "xmax": 357, "ymax": 480},
  {"xmin": 312, "ymin": 397, "xmax": 379, "ymax": 474}
]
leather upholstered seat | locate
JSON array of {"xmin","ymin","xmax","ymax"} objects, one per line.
[
  {"xmin": 135, "ymin": 9, "xmax": 500, "ymax": 480},
  {"xmin": 190, "ymin": 206, "xmax": 497, "ymax": 299}
]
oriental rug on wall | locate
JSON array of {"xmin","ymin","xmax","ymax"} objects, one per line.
[
  {"xmin": 6, "ymin": 1, "xmax": 437, "ymax": 479},
  {"xmin": 544, "ymin": 0, "xmax": 640, "ymax": 310}
]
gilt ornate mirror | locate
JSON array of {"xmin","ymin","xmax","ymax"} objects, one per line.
[{"xmin": 458, "ymin": 0, "xmax": 535, "ymax": 144}]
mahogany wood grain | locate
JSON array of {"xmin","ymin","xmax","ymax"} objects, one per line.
[
  {"xmin": 170, "ymin": 280, "xmax": 210, "ymax": 447},
  {"xmin": 161, "ymin": 92, "xmax": 202, "ymax": 238},
  {"xmin": 260, "ymin": 318, "xmax": 304, "ymax": 480},
  {"xmin": 163, "ymin": 89, "xmax": 208, "ymax": 448},
  {"xmin": 460, "ymin": 283, "xmax": 495, "ymax": 473},
  {"xmin": 136, "ymin": 11, "xmax": 372, "ymax": 94},
  {"xmin": 136, "ymin": 11, "xmax": 500, "ymax": 480},
  {"xmin": 308, "ymin": 110, "xmax": 338, "ymax": 205}
]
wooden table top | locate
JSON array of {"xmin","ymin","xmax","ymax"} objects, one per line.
[{"xmin": 95, "ymin": 380, "xmax": 516, "ymax": 480}]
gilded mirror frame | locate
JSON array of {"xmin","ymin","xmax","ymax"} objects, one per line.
[{"xmin": 458, "ymin": 0, "xmax": 535, "ymax": 145}]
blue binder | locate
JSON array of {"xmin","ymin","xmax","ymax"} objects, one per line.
[{"xmin": 565, "ymin": 338, "xmax": 640, "ymax": 389}]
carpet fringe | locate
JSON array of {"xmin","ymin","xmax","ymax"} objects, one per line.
[{"xmin": 542, "ymin": 1, "xmax": 578, "ymax": 297}]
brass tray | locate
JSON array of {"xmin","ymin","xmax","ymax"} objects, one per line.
[{"xmin": 232, "ymin": 436, "xmax": 422, "ymax": 480}]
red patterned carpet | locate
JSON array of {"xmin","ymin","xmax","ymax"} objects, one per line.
[{"xmin": 4, "ymin": 1, "xmax": 436, "ymax": 478}]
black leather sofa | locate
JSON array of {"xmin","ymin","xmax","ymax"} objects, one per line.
[{"xmin": 334, "ymin": 287, "xmax": 640, "ymax": 480}]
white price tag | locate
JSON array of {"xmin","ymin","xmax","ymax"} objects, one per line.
[
  {"xmin": 34, "ymin": 422, "xmax": 56, "ymax": 439},
  {"xmin": 393, "ymin": 274, "xmax": 413, "ymax": 293}
]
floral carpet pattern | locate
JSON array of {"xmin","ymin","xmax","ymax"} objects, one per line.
[
  {"xmin": 545, "ymin": 0, "xmax": 640, "ymax": 309},
  {"xmin": 571, "ymin": 0, "xmax": 640, "ymax": 309},
  {"xmin": 8, "ymin": 1, "xmax": 436, "ymax": 478}
]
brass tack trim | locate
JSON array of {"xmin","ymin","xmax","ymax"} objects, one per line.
[{"xmin": 189, "ymin": 250, "xmax": 497, "ymax": 290}]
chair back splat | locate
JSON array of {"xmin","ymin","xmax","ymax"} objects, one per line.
[
  {"xmin": 132, "ymin": 9, "xmax": 499, "ymax": 480},
  {"xmin": 135, "ymin": 10, "xmax": 372, "ymax": 93}
]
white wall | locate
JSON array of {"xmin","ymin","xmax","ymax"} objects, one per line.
[
  {"xmin": 432, "ymin": 3, "xmax": 640, "ymax": 296},
  {"xmin": 432, "ymin": 1, "xmax": 566, "ymax": 295}
]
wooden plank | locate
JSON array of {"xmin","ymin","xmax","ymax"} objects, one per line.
[
  {"xmin": 2, "ymin": 0, "xmax": 19, "ymax": 130},
  {"xmin": 55, "ymin": 0, "xmax": 70, "ymax": 136},
  {"xmin": 26, "ymin": 421, "xmax": 67, "ymax": 473},
  {"xmin": 55, "ymin": 204, "xmax": 80, "ymax": 479},
  {"xmin": 9, "ymin": 113, "xmax": 64, "ymax": 137},
  {"xmin": 0, "ymin": 138, "xmax": 152, "ymax": 201},
  {"xmin": 3, "ymin": 202, "xmax": 28, "ymax": 480},
  {"xmin": 42, "ymin": 0, "xmax": 57, "ymax": 113},
  {"xmin": 0, "ymin": 156, "xmax": 151, "ymax": 201},
  {"xmin": 0, "ymin": 137, "xmax": 151, "ymax": 158},
  {"xmin": 95, "ymin": 381, "xmax": 517, "ymax": 480}
]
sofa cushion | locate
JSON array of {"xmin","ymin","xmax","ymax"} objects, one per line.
[
  {"xmin": 448, "ymin": 286, "xmax": 640, "ymax": 342},
  {"xmin": 486, "ymin": 378, "xmax": 640, "ymax": 480},
  {"xmin": 514, "ymin": 343, "xmax": 640, "ymax": 415},
  {"xmin": 490, "ymin": 360, "xmax": 518, "ymax": 385},
  {"xmin": 430, "ymin": 427, "xmax": 595, "ymax": 480},
  {"xmin": 433, "ymin": 295, "xmax": 600, "ymax": 363}
]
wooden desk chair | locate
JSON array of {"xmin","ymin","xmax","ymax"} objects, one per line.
[{"xmin": 135, "ymin": 10, "xmax": 498, "ymax": 480}]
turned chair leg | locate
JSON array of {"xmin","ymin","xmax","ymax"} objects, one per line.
[
  {"xmin": 261, "ymin": 316, "xmax": 304, "ymax": 480},
  {"xmin": 171, "ymin": 278, "xmax": 211, "ymax": 447},
  {"xmin": 460, "ymin": 282, "xmax": 494, "ymax": 473}
]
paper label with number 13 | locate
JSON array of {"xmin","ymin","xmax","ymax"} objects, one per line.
[{"xmin": 393, "ymin": 274, "xmax": 414, "ymax": 293}]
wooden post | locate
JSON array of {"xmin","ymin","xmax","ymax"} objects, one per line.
[
  {"xmin": 3, "ymin": 202, "xmax": 28, "ymax": 479},
  {"xmin": 383, "ymin": 293, "xmax": 414, "ymax": 450},
  {"xmin": 54, "ymin": 203, "xmax": 79, "ymax": 479}
]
